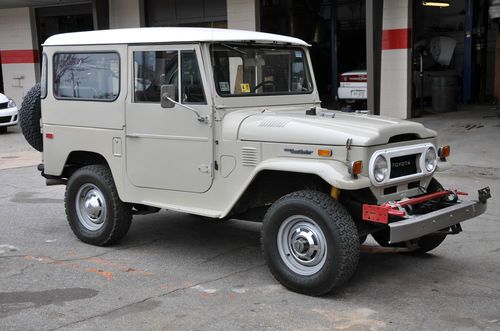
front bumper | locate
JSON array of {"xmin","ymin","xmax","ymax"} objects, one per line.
[
  {"xmin": 388, "ymin": 199, "xmax": 487, "ymax": 243},
  {"xmin": 362, "ymin": 187, "xmax": 490, "ymax": 243},
  {"xmin": 0, "ymin": 107, "xmax": 19, "ymax": 127}
]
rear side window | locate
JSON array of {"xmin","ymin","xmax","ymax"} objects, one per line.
[{"xmin": 53, "ymin": 52, "xmax": 120, "ymax": 101}]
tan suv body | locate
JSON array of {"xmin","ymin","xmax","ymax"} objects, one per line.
[{"xmin": 21, "ymin": 27, "xmax": 488, "ymax": 296}]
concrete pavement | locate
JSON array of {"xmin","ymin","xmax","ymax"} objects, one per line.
[{"xmin": 1, "ymin": 108, "xmax": 499, "ymax": 330}]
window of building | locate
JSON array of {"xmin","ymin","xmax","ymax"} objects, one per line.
[
  {"xmin": 145, "ymin": 0, "xmax": 227, "ymax": 28},
  {"xmin": 53, "ymin": 52, "xmax": 119, "ymax": 101}
]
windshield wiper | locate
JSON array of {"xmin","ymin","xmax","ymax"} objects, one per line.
[{"xmin": 219, "ymin": 43, "xmax": 247, "ymax": 55}]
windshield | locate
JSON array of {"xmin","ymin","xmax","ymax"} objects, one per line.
[{"xmin": 211, "ymin": 43, "xmax": 313, "ymax": 97}]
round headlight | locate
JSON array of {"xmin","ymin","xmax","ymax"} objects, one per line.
[
  {"xmin": 373, "ymin": 155, "xmax": 388, "ymax": 182},
  {"xmin": 425, "ymin": 147, "xmax": 437, "ymax": 172}
]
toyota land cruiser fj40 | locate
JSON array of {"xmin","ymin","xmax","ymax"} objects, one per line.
[{"xmin": 19, "ymin": 27, "xmax": 490, "ymax": 296}]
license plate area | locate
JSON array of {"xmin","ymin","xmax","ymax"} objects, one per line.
[
  {"xmin": 390, "ymin": 153, "xmax": 418, "ymax": 179},
  {"xmin": 351, "ymin": 90, "xmax": 365, "ymax": 98}
]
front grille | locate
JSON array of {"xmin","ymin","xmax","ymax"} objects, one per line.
[
  {"xmin": 0, "ymin": 116, "xmax": 11, "ymax": 124},
  {"xmin": 390, "ymin": 154, "xmax": 418, "ymax": 179},
  {"xmin": 0, "ymin": 102, "xmax": 8, "ymax": 110}
]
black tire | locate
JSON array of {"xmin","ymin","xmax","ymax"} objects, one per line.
[
  {"xmin": 372, "ymin": 231, "xmax": 446, "ymax": 253},
  {"xmin": 65, "ymin": 164, "xmax": 132, "ymax": 246},
  {"xmin": 410, "ymin": 233, "xmax": 447, "ymax": 253},
  {"xmin": 261, "ymin": 190, "xmax": 359, "ymax": 296},
  {"xmin": 371, "ymin": 231, "xmax": 405, "ymax": 248},
  {"xmin": 0, "ymin": 127, "xmax": 7, "ymax": 134},
  {"xmin": 19, "ymin": 83, "xmax": 43, "ymax": 152}
]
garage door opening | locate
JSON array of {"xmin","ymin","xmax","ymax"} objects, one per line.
[{"xmin": 412, "ymin": 0, "xmax": 497, "ymax": 115}]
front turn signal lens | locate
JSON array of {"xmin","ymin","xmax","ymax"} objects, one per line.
[
  {"xmin": 318, "ymin": 149, "xmax": 332, "ymax": 157},
  {"xmin": 438, "ymin": 145, "xmax": 450, "ymax": 159},
  {"xmin": 349, "ymin": 160, "xmax": 363, "ymax": 176}
]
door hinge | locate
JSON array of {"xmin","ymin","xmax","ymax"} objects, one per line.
[{"xmin": 198, "ymin": 164, "xmax": 211, "ymax": 174}]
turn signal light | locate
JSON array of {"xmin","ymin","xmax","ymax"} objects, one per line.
[
  {"xmin": 349, "ymin": 160, "xmax": 363, "ymax": 176},
  {"xmin": 317, "ymin": 149, "xmax": 332, "ymax": 157},
  {"xmin": 438, "ymin": 145, "xmax": 450, "ymax": 159}
]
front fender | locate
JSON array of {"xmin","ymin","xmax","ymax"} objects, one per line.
[
  {"xmin": 218, "ymin": 157, "xmax": 370, "ymax": 218},
  {"xmin": 254, "ymin": 157, "xmax": 371, "ymax": 190},
  {"xmin": 219, "ymin": 157, "xmax": 370, "ymax": 218}
]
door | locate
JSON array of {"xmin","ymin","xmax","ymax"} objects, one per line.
[{"xmin": 126, "ymin": 44, "xmax": 213, "ymax": 193}]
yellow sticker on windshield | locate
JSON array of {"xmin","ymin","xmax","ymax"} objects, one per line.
[{"xmin": 240, "ymin": 83, "xmax": 250, "ymax": 93}]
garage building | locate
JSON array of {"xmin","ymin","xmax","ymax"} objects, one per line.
[{"xmin": 0, "ymin": 0, "xmax": 498, "ymax": 119}]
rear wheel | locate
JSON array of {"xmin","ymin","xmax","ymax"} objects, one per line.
[
  {"xmin": 261, "ymin": 190, "xmax": 359, "ymax": 296},
  {"xmin": 65, "ymin": 164, "xmax": 132, "ymax": 246}
]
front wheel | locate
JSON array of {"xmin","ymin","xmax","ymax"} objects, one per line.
[
  {"xmin": 65, "ymin": 165, "xmax": 132, "ymax": 246},
  {"xmin": 261, "ymin": 190, "xmax": 359, "ymax": 296}
]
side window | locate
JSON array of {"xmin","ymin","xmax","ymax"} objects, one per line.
[
  {"xmin": 133, "ymin": 51, "xmax": 178, "ymax": 103},
  {"xmin": 53, "ymin": 53, "xmax": 119, "ymax": 101},
  {"xmin": 41, "ymin": 53, "xmax": 47, "ymax": 99},
  {"xmin": 181, "ymin": 51, "xmax": 206, "ymax": 104}
]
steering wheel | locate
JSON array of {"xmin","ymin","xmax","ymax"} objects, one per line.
[{"xmin": 253, "ymin": 80, "xmax": 277, "ymax": 93}]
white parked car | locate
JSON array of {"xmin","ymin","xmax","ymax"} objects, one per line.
[
  {"xmin": 337, "ymin": 70, "xmax": 367, "ymax": 105},
  {"xmin": 0, "ymin": 92, "xmax": 18, "ymax": 133}
]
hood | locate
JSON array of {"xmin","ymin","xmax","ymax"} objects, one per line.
[
  {"xmin": 237, "ymin": 111, "xmax": 436, "ymax": 146},
  {"xmin": 0, "ymin": 93, "xmax": 8, "ymax": 103}
]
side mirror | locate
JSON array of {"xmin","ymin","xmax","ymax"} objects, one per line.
[{"xmin": 161, "ymin": 84, "xmax": 176, "ymax": 108}]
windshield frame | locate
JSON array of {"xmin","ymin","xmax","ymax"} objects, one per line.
[{"xmin": 209, "ymin": 42, "xmax": 314, "ymax": 98}]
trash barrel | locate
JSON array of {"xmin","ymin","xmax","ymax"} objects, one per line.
[{"xmin": 431, "ymin": 75, "xmax": 458, "ymax": 113}]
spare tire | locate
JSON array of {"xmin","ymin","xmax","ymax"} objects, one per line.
[{"xmin": 19, "ymin": 83, "xmax": 43, "ymax": 152}]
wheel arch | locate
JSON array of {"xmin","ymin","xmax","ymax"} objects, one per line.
[
  {"xmin": 225, "ymin": 158, "xmax": 370, "ymax": 219},
  {"xmin": 227, "ymin": 169, "xmax": 331, "ymax": 218},
  {"xmin": 61, "ymin": 150, "xmax": 110, "ymax": 179}
]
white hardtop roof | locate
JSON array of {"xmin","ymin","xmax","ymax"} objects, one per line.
[{"xmin": 43, "ymin": 27, "xmax": 310, "ymax": 47}]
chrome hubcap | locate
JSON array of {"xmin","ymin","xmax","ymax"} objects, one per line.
[
  {"xmin": 277, "ymin": 215, "xmax": 327, "ymax": 276},
  {"xmin": 76, "ymin": 184, "xmax": 107, "ymax": 231}
]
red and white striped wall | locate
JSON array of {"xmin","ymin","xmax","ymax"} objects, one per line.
[
  {"xmin": 0, "ymin": 7, "xmax": 39, "ymax": 105},
  {"xmin": 380, "ymin": 0, "xmax": 412, "ymax": 119}
]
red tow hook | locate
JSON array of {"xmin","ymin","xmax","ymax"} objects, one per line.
[{"xmin": 362, "ymin": 190, "xmax": 458, "ymax": 224}]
